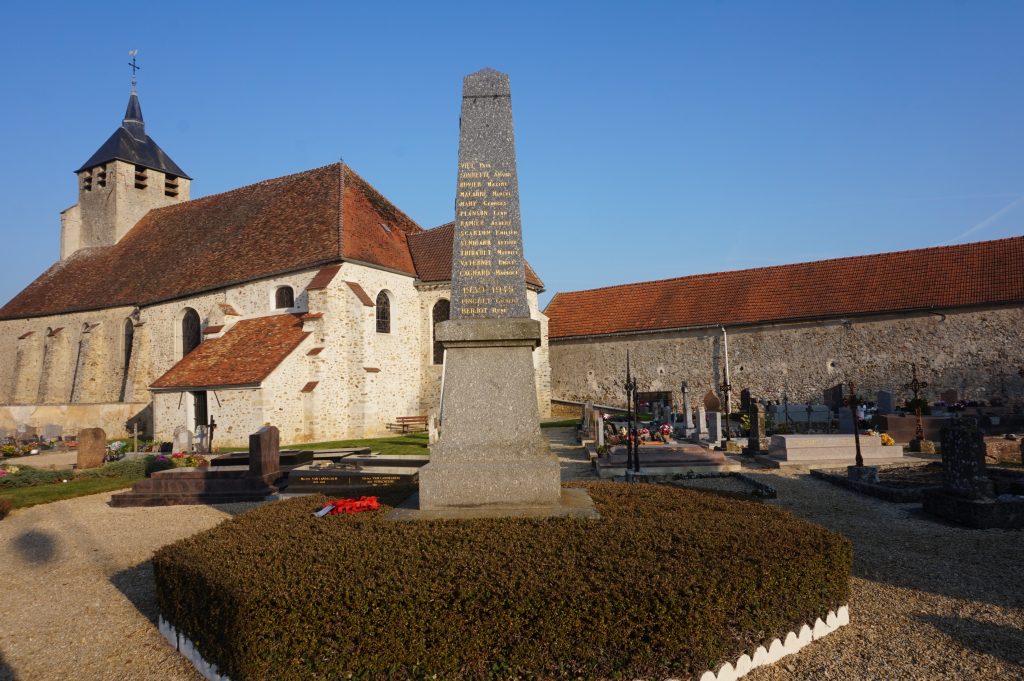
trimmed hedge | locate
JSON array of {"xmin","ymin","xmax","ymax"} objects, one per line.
[{"xmin": 154, "ymin": 482, "xmax": 851, "ymax": 680}]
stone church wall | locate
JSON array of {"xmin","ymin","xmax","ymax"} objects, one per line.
[{"xmin": 549, "ymin": 304, "xmax": 1024, "ymax": 410}]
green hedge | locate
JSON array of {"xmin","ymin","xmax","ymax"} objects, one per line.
[{"xmin": 154, "ymin": 482, "xmax": 851, "ymax": 680}]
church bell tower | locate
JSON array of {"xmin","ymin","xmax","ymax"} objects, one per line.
[{"xmin": 60, "ymin": 59, "xmax": 190, "ymax": 260}]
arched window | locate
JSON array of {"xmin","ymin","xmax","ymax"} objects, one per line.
[
  {"xmin": 119, "ymin": 319, "xmax": 134, "ymax": 402},
  {"xmin": 375, "ymin": 291, "xmax": 391, "ymax": 334},
  {"xmin": 182, "ymin": 308, "xmax": 201, "ymax": 358},
  {"xmin": 275, "ymin": 286, "xmax": 295, "ymax": 309},
  {"xmin": 432, "ymin": 299, "xmax": 450, "ymax": 365}
]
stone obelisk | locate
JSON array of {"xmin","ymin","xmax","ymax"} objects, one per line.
[{"xmin": 418, "ymin": 69, "xmax": 561, "ymax": 510}]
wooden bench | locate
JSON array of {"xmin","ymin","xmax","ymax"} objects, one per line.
[{"xmin": 387, "ymin": 415, "xmax": 428, "ymax": 433}]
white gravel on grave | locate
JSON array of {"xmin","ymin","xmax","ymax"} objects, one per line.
[{"xmin": 0, "ymin": 432, "xmax": 1021, "ymax": 681}]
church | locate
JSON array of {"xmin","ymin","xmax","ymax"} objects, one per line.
[{"xmin": 0, "ymin": 88, "xmax": 552, "ymax": 446}]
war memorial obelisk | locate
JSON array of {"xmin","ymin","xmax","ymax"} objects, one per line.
[{"xmin": 418, "ymin": 69, "xmax": 562, "ymax": 510}]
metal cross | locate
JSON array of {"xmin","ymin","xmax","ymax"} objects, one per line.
[
  {"xmin": 846, "ymin": 382, "xmax": 864, "ymax": 467},
  {"xmin": 903, "ymin": 363, "xmax": 928, "ymax": 401},
  {"xmin": 719, "ymin": 372, "xmax": 732, "ymax": 442},
  {"xmin": 624, "ymin": 351, "xmax": 639, "ymax": 476},
  {"xmin": 128, "ymin": 49, "xmax": 141, "ymax": 90}
]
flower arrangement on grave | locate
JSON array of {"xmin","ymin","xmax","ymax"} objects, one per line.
[
  {"xmin": 739, "ymin": 414, "xmax": 751, "ymax": 435},
  {"xmin": 880, "ymin": 433, "xmax": 895, "ymax": 446},
  {"xmin": 638, "ymin": 427, "xmax": 651, "ymax": 442},
  {"xmin": 862, "ymin": 429, "xmax": 877, "ymax": 436},
  {"xmin": 658, "ymin": 423, "xmax": 673, "ymax": 442}
]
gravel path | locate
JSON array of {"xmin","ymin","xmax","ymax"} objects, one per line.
[{"xmin": 1, "ymin": 433, "xmax": 1021, "ymax": 680}]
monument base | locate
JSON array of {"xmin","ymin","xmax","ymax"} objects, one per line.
[
  {"xmin": 419, "ymin": 318, "xmax": 562, "ymax": 511},
  {"xmin": 390, "ymin": 487, "xmax": 598, "ymax": 521}
]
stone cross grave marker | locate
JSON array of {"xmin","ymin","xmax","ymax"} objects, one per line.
[
  {"xmin": 77, "ymin": 427, "xmax": 106, "ymax": 470},
  {"xmin": 419, "ymin": 69, "xmax": 560, "ymax": 511}
]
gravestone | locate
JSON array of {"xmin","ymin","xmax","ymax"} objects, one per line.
[
  {"xmin": 77, "ymin": 428, "xmax": 106, "ymax": 470},
  {"xmin": 172, "ymin": 426, "xmax": 192, "ymax": 454},
  {"xmin": 838, "ymin": 407, "xmax": 855, "ymax": 434},
  {"xmin": 740, "ymin": 389, "xmax": 752, "ymax": 413},
  {"xmin": 691, "ymin": 406, "xmax": 706, "ymax": 442},
  {"xmin": 824, "ymin": 384, "xmax": 845, "ymax": 410},
  {"xmin": 703, "ymin": 390, "xmax": 721, "ymax": 413},
  {"xmin": 876, "ymin": 390, "xmax": 896, "ymax": 415},
  {"xmin": 683, "ymin": 396, "xmax": 694, "ymax": 434},
  {"xmin": 595, "ymin": 413, "xmax": 605, "ymax": 447},
  {"xmin": 940, "ymin": 389, "xmax": 959, "ymax": 405},
  {"xmin": 248, "ymin": 425, "xmax": 280, "ymax": 479},
  {"xmin": 418, "ymin": 69, "xmax": 561, "ymax": 511},
  {"xmin": 41, "ymin": 424, "xmax": 63, "ymax": 441},
  {"xmin": 194, "ymin": 425, "xmax": 209, "ymax": 454},
  {"xmin": 706, "ymin": 411, "xmax": 723, "ymax": 445},
  {"xmin": 939, "ymin": 419, "xmax": 993, "ymax": 499},
  {"xmin": 746, "ymin": 403, "xmax": 769, "ymax": 452}
]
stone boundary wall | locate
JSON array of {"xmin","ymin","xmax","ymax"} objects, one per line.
[
  {"xmin": 0, "ymin": 402, "xmax": 149, "ymax": 439},
  {"xmin": 549, "ymin": 305, "xmax": 1024, "ymax": 409}
]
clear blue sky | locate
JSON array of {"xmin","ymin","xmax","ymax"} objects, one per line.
[{"xmin": 1, "ymin": 1, "xmax": 1022, "ymax": 309}]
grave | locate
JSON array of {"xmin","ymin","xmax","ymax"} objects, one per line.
[
  {"xmin": 939, "ymin": 389, "xmax": 959, "ymax": 405},
  {"xmin": 757, "ymin": 433, "xmax": 912, "ymax": 468},
  {"xmin": 210, "ymin": 449, "xmax": 316, "ymax": 468},
  {"xmin": 172, "ymin": 425, "xmax": 192, "ymax": 454},
  {"xmin": 595, "ymin": 440, "xmax": 740, "ymax": 478},
  {"xmin": 922, "ymin": 418, "xmax": 1024, "ymax": 528},
  {"xmin": 77, "ymin": 427, "xmax": 106, "ymax": 469},
  {"xmin": 838, "ymin": 407, "xmax": 855, "ymax": 434},
  {"xmin": 706, "ymin": 411, "xmax": 723, "ymax": 446},
  {"xmin": 876, "ymin": 414, "xmax": 951, "ymax": 442},
  {"xmin": 823, "ymin": 384, "xmax": 845, "ymax": 410},
  {"xmin": 702, "ymin": 390, "xmax": 721, "ymax": 412},
  {"xmin": 415, "ymin": 69, "xmax": 564, "ymax": 514},
  {"xmin": 744, "ymin": 403, "xmax": 770, "ymax": 454},
  {"xmin": 876, "ymin": 390, "xmax": 896, "ymax": 415},
  {"xmin": 41, "ymin": 423, "xmax": 63, "ymax": 441},
  {"xmin": 110, "ymin": 426, "xmax": 286, "ymax": 507},
  {"xmin": 768, "ymin": 403, "xmax": 830, "ymax": 425},
  {"xmin": 690, "ymin": 405, "xmax": 706, "ymax": 442}
]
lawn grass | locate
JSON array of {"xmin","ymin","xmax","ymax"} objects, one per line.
[
  {"xmin": 540, "ymin": 418, "xmax": 580, "ymax": 428},
  {"xmin": 0, "ymin": 474, "xmax": 143, "ymax": 509},
  {"xmin": 220, "ymin": 432, "xmax": 430, "ymax": 456}
]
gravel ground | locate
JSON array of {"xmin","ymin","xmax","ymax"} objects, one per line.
[{"xmin": 1, "ymin": 430, "xmax": 1021, "ymax": 680}]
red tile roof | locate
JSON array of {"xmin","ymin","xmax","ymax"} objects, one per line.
[
  {"xmin": 0, "ymin": 164, "xmax": 429, "ymax": 320},
  {"xmin": 150, "ymin": 314, "xmax": 309, "ymax": 389},
  {"xmin": 346, "ymin": 281, "xmax": 375, "ymax": 306},
  {"xmin": 202, "ymin": 325, "xmax": 224, "ymax": 335},
  {"xmin": 408, "ymin": 222, "xmax": 544, "ymax": 289},
  {"xmin": 307, "ymin": 265, "xmax": 342, "ymax": 291},
  {"xmin": 545, "ymin": 236, "xmax": 1024, "ymax": 339}
]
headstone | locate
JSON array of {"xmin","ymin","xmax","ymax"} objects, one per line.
[
  {"xmin": 248, "ymin": 425, "xmax": 280, "ymax": 479},
  {"xmin": 703, "ymin": 390, "xmax": 721, "ymax": 413},
  {"xmin": 691, "ymin": 406, "xmax": 706, "ymax": 442},
  {"xmin": 706, "ymin": 411, "xmax": 723, "ymax": 444},
  {"xmin": 596, "ymin": 414, "xmax": 605, "ymax": 447},
  {"xmin": 77, "ymin": 427, "xmax": 106, "ymax": 470},
  {"xmin": 41, "ymin": 424, "xmax": 63, "ymax": 440},
  {"xmin": 683, "ymin": 399, "xmax": 694, "ymax": 432},
  {"xmin": 582, "ymin": 402, "xmax": 592, "ymax": 432},
  {"xmin": 418, "ymin": 69, "xmax": 561, "ymax": 511},
  {"xmin": 940, "ymin": 389, "xmax": 959, "ymax": 405},
  {"xmin": 838, "ymin": 407, "xmax": 855, "ymax": 434},
  {"xmin": 876, "ymin": 390, "xmax": 896, "ymax": 415},
  {"xmin": 940, "ymin": 419, "xmax": 993, "ymax": 499},
  {"xmin": 740, "ymin": 389, "xmax": 752, "ymax": 413},
  {"xmin": 824, "ymin": 384, "xmax": 845, "ymax": 410},
  {"xmin": 172, "ymin": 426, "xmax": 192, "ymax": 454},
  {"xmin": 747, "ymin": 403, "xmax": 768, "ymax": 452}
]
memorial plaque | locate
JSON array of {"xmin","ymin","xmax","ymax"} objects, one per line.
[
  {"xmin": 288, "ymin": 462, "xmax": 419, "ymax": 495},
  {"xmin": 450, "ymin": 69, "xmax": 529, "ymax": 319}
]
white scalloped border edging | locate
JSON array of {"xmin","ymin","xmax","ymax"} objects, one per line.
[
  {"xmin": 678, "ymin": 605, "xmax": 850, "ymax": 681},
  {"xmin": 159, "ymin": 605, "xmax": 849, "ymax": 681}
]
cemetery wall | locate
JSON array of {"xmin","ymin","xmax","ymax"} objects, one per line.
[{"xmin": 549, "ymin": 304, "xmax": 1024, "ymax": 409}]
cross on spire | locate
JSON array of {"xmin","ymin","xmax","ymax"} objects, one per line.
[{"xmin": 128, "ymin": 49, "xmax": 140, "ymax": 93}]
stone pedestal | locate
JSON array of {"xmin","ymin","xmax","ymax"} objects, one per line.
[{"xmin": 418, "ymin": 318, "xmax": 561, "ymax": 510}]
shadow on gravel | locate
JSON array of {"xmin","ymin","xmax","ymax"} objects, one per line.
[
  {"xmin": 917, "ymin": 614, "xmax": 1024, "ymax": 667},
  {"xmin": 111, "ymin": 560, "xmax": 159, "ymax": 625},
  {"xmin": 0, "ymin": 648, "xmax": 17, "ymax": 681},
  {"xmin": 743, "ymin": 471, "xmax": 1024, "ymax": 610},
  {"xmin": 12, "ymin": 529, "xmax": 58, "ymax": 564}
]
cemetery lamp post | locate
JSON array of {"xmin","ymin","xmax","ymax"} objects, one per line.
[{"xmin": 847, "ymin": 382, "xmax": 864, "ymax": 467}]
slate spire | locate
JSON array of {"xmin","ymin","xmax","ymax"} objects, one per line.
[
  {"xmin": 122, "ymin": 91, "xmax": 145, "ymax": 141},
  {"xmin": 75, "ymin": 88, "xmax": 190, "ymax": 178}
]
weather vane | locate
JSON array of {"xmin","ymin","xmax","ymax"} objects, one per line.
[{"xmin": 128, "ymin": 49, "xmax": 140, "ymax": 92}]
